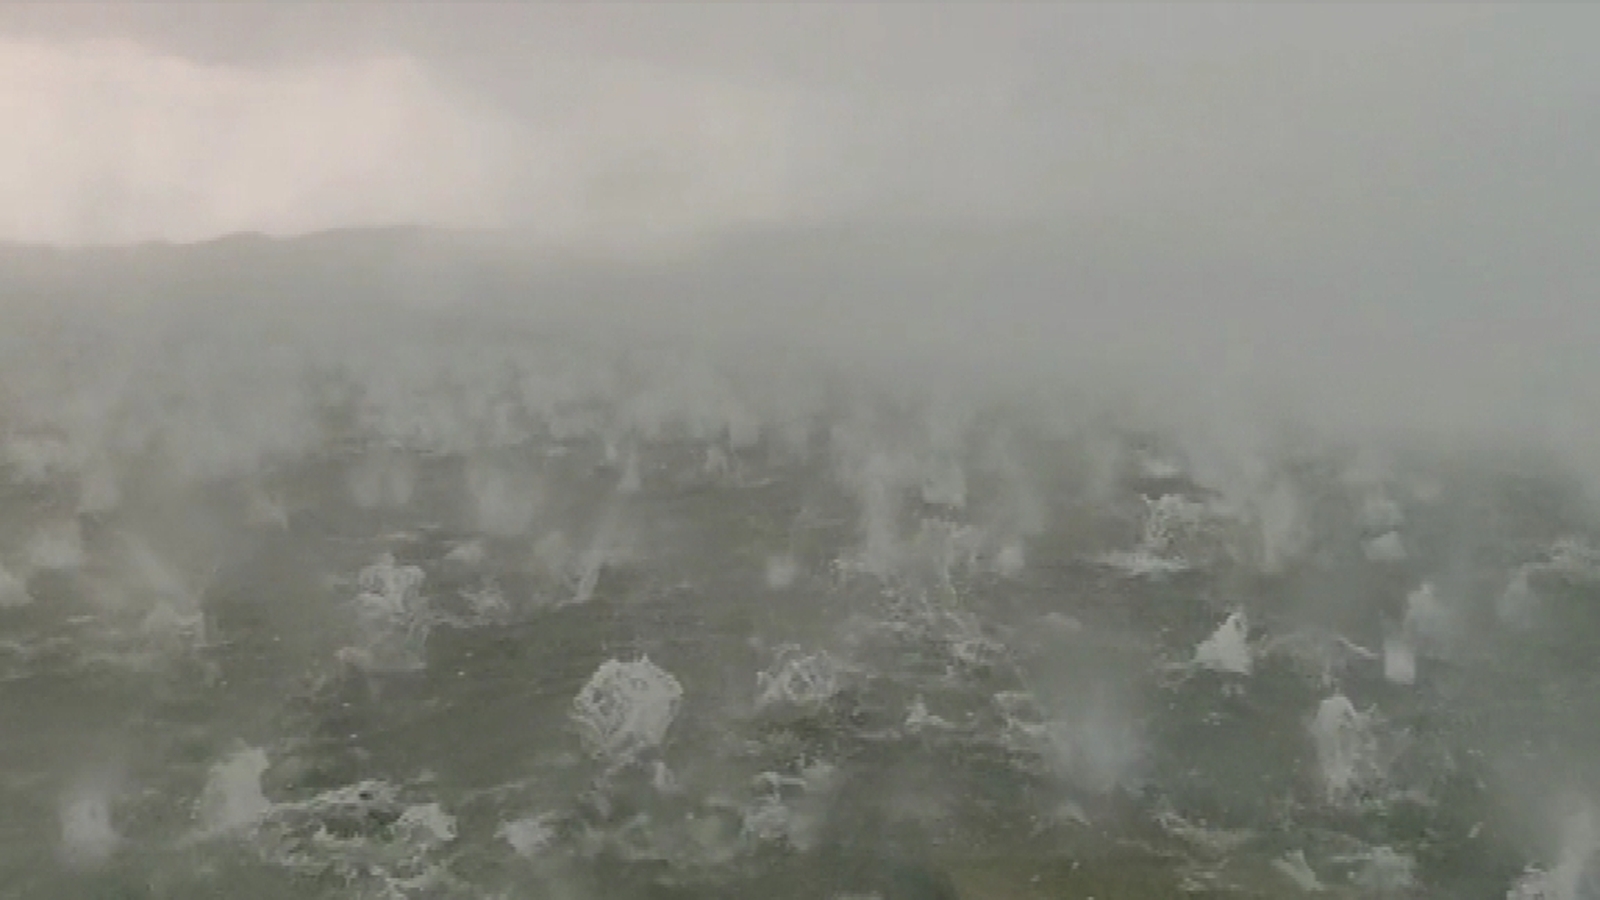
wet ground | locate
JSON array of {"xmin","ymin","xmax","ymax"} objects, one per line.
[{"xmin": 3, "ymin": 341, "xmax": 1600, "ymax": 899}]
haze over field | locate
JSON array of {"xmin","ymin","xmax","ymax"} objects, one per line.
[{"xmin": 4, "ymin": 5, "xmax": 1600, "ymax": 445}]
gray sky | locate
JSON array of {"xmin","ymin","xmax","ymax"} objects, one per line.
[
  {"xmin": 2, "ymin": 3, "xmax": 1598, "ymax": 447},
  {"xmin": 5, "ymin": 4, "xmax": 1596, "ymax": 249}
]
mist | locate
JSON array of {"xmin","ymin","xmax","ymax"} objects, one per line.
[
  {"xmin": 4, "ymin": 6, "xmax": 1600, "ymax": 898},
  {"xmin": 3, "ymin": 5, "xmax": 1597, "ymax": 450}
]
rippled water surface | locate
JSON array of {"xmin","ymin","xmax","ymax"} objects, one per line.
[{"xmin": 3, "ymin": 313, "xmax": 1599, "ymax": 900}]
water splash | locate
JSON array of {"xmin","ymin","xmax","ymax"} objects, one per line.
[
  {"xmin": 350, "ymin": 554, "xmax": 431, "ymax": 672},
  {"xmin": 499, "ymin": 813, "xmax": 558, "ymax": 858},
  {"xmin": 1510, "ymin": 808, "xmax": 1600, "ymax": 900},
  {"xmin": 243, "ymin": 780, "xmax": 459, "ymax": 897},
  {"xmin": 1099, "ymin": 492, "xmax": 1213, "ymax": 577},
  {"xmin": 756, "ymin": 645, "xmax": 845, "ymax": 712},
  {"xmin": 1194, "ymin": 610, "xmax": 1253, "ymax": 676},
  {"xmin": 572, "ymin": 656, "xmax": 684, "ymax": 765},
  {"xmin": 1310, "ymin": 693, "xmax": 1387, "ymax": 807},
  {"xmin": 194, "ymin": 746, "xmax": 272, "ymax": 836}
]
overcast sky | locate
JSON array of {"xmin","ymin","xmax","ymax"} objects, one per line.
[
  {"xmin": 2, "ymin": 4, "xmax": 1598, "ymax": 446},
  {"xmin": 2, "ymin": 4, "xmax": 1595, "ymax": 250}
]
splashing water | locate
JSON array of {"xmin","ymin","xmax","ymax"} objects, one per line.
[
  {"xmin": 350, "ymin": 554, "xmax": 432, "ymax": 672},
  {"xmin": 1194, "ymin": 610, "xmax": 1252, "ymax": 676},
  {"xmin": 1510, "ymin": 809, "xmax": 1600, "ymax": 900},
  {"xmin": 194, "ymin": 746, "xmax": 272, "ymax": 836},
  {"xmin": 572, "ymin": 656, "xmax": 684, "ymax": 765},
  {"xmin": 3, "ymin": 291, "xmax": 1599, "ymax": 898},
  {"xmin": 1311, "ymin": 693, "xmax": 1387, "ymax": 807},
  {"xmin": 756, "ymin": 645, "xmax": 846, "ymax": 712}
]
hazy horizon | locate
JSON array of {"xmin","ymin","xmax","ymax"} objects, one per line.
[{"xmin": 3, "ymin": 0, "xmax": 1600, "ymax": 525}]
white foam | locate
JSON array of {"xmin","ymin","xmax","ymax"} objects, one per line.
[
  {"xmin": 1402, "ymin": 582, "xmax": 1450, "ymax": 650},
  {"xmin": 742, "ymin": 762, "xmax": 837, "ymax": 852},
  {"xmin": 499, "ymin": 813, "xmax": 558, "ymax": 858},
  {"xmin": 246, "ymin": 778, "xmax": 453, "ymax": 892},
  {"xmin": 395, "ymin": 802, "xmax": 457, "ymax": 845},
  {"xmin": 651, "ymin": 760, "xmax": 681, "ymax": 794},
  {"xmin": 1156, "ymin": 808, "xmax": 1254, "ymax": 856},
  {"xmin": 756, "ymin": 645, "xmax": 843, "ymax": 711},
  {"xmin": 1100, "ymin": 493, "xmax": 1209, "ymax": 576},
  {"xmin": 351, "ymin": 554, "xmax": 431, "ymax": 672},
  {"xmin": 1098, "ymin": 549, "xmax": 1192, "ymax": 578},
  {"xmin": 1272, "ymin": 849, "xmax": 1326, "ymax": 892},
  {"xmin": 905, "ymin": 696, "xmax": 955, "ymax": 732},
  {"xmin": 1546, "ymin": 538, "xmax": 1600, "ymax": 581},
  {"xmin": 572, "ymin": 656, "xmax": 683, "ymax": 764},
  {"xmin": 195, "ymin": 746, "xmax": 271, "ymax": 835},
  {"xmin": 1194, "ymin": 610, "xmax": 1252, "ymax": 676},
  {"xmin": 1310, "ymin": 693, "xmax": 1384, "ymax": 806},
  {"xmin": 1141, "ymin": 494, "xmax": 1209, "ymax": 555},
  {"xmin": 742, "ymin": 793, "xmax": 799, "ymax": 845},
  {"xmin": 1509, "ymin": 808, "xmax": 1600, "ymax": 900},
  {"xmin": 568, "ymin": 536, "xmax": 608, "ymax": 607}
]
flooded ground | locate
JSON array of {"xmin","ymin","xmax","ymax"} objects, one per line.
[{"xmin": 2, "ymin": 321, "xmax": 1599, "ymax": 899}]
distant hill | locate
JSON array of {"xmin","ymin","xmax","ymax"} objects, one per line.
[
  {"xmin": 0, "ymin": 221, "xmax": 1106, "ymax": 363},
  {"xmin": 3, "ymin": 219, "xmax": 1574, "ymax": 448}
]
